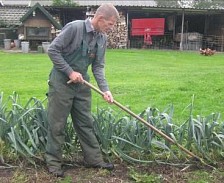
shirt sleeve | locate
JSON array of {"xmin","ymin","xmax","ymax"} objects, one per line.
[
  {"xmin": 47, "ymin": 22, "xmax": 77, "ymax": 76},
  {"xmin": 92, "ymin": 35, "xmax": 109, "ymax": 92}
]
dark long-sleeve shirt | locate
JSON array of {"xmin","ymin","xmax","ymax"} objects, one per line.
[{"xmin": 48, "ymin": 18, "xmax": 109, "ymax": 92}]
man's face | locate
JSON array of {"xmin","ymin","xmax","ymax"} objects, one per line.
[{"xmin": 97, "ymin": 16, "xmax": 117, "ymax": 33}]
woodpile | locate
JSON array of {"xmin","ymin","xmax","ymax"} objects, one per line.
[
  {"xmin": 107, "ymin": 12, "xmax": 128, "ymax": 49},
  {"xmin": 199, "ymin": 48, "xmax": 216, "ymax": 56}
]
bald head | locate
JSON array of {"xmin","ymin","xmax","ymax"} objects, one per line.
[{"xmin": 95, "ymin": 3, "xmax": 119, "ymax": 20}]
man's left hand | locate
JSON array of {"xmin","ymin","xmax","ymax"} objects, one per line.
[{"xmin": 103, "ymin": 91, "xmax": 114, "ymax": 103}]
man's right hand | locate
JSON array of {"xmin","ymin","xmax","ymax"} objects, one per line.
[{"xmin": 68, "ymin": 71, "xmax": 84, "ymax": 83}]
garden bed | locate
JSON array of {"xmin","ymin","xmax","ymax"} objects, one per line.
[{"xmin": 1, "ymin": 161, "xmax": 224, "ymax": 182}]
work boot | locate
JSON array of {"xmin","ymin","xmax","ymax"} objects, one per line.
[
  {"xmin": 84, "ymin": 162, "xmax": 114, "ymax": 171},
  {"xmin": 48, "ymin": 166, "xmax": 65, "ymax": 178}
]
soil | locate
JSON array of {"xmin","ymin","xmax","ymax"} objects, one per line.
[{"xmin": 0, "ymin": 161, "xmax": 224, "ymax": 183}]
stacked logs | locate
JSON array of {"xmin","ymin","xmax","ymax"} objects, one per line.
[
  {"xmin": 106, "ymin": 12, "xmax": 128, "ymax": 49},
  {"xmin": 199, "ymin": 48, "xmax": 216, "ymax": 56}
]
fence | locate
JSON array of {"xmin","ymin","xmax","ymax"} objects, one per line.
[
  {"xmin": 125, "ymin": 33, "xmax": 224, "ymax": 52},
  {"xmin": 0, "ymin": 33, "xmax": 6, "ymax": 47},
  {"xmin": 1, "ymin": 33, "xmax": 223, "ymax": 52}
]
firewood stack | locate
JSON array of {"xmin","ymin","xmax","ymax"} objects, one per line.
[
  {"xmin": 106, "ymin": 12, "xmax": 128, "ymax": 49},
  {"xmin": 199, "ymin": 48, "xmax": 216, "ymax": 56}
]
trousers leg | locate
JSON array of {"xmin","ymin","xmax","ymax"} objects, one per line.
[
  {"xmin": 71, "ymin": 84, "xmax": 104, "ymax": 165},
  {"xmin": 45, "ymin": 81, "xmax": 74, "ymax": 168}
]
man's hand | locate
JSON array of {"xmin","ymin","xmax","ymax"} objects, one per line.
[
  {"xmin": 68, "ymin": 71, "xmax": 84, "ymax": 83},
  {"xmin": 103, "ymin": 91, "xmax": 113, "ymax": 103}
]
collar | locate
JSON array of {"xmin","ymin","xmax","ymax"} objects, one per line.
[{"xmin": 85, "ymin": 18, "xmax": 94, "ymax": 33}]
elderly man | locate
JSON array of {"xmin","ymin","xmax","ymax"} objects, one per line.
[{"xmin": 45, "ymin": 3, "xmax": 119, "ymax": 177}]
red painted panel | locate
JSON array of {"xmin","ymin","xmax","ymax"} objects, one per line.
[{"xmin": 131, "ymin": 18, "xmax": 165, "ymax": 36}]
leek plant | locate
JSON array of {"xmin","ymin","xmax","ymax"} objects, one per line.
[
  {"xmin": 93, "ymin": 104, "xmax": 224, "ymax": 165},
  {"xmin": 1, "ymin": 92, "xmax": 224, "ymax": 166},
  {"xmin": 0, "ymin": 92, "xmax": 48, "ymax": 164}
]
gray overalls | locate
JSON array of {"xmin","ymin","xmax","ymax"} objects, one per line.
[{"xmin": 45, "ymin": 22, "xmax": 105, "ymax": 169}]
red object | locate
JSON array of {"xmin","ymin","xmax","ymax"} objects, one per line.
[
  {"xmin": 131, "ymin": 18, "xmax": 165, "ymax": 36},
  {"xmin": 144, "ymin": 33, "xmax": 152, "ymax": 45}
]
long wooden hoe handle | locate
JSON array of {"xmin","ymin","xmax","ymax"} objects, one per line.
[{"xmin": 67, "ymin": 80, "xmax": 201, "ymax": 161}]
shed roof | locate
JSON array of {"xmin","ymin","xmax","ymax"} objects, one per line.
[
  {"xmin": 20, "ymin": 2, "xmax": 62, "ymax": 29},
  {"xmin": 0, "ymin": 0, "xmax": 52, "ymax": 6},
  {"xmin": 1, "ymin": 0, "xmax": 32, "ymax": 6},
  {"xmin": 74, "ymin": 0, "xmax": 157, "ymax": 7},
  {"xmin": 0, "ymin": 6, "xmax": 30, "ymax": 26},
  {"xmin": 0, "ymin": 0, "xmax": 224, "ymax": 10},
  {"xmin": 0, "ymin": 0, "xmax": 157, "ymax": 7}
]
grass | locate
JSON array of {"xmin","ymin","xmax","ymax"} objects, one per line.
[
  {"xmin": 1, "ymin": 49, "xmax": 224, "ymax": 123},
  {"xmin": 1, "ymin": 49, "xmax": 224, "ymax": 182},
  {"xmin": 0, "ymin": 52, "xmax": 50, "ymax": 102}
]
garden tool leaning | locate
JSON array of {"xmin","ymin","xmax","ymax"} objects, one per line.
[{"xmin": 67, "ymin": 79, "xmax": 214, "ymax": 169}]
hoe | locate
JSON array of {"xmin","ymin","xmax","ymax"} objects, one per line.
[{"xmin": 68, "ymin": 80, "xmax": 214, "ymax": 169}]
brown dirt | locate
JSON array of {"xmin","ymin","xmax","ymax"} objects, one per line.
[{"xmin": 0, "ymin": 161, "xmax": 224, "ymax": 183}]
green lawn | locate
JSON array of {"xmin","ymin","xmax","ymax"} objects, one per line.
[{"xmin": 1, "ymin": 49, "xmax": 224, "ymax": 123}]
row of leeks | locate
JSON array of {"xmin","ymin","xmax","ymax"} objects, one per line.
[{"xmin": 0, "ymin": 92, "xmax": 224, "ymax": 167}]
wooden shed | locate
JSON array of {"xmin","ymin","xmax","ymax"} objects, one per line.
[{"xmin": 19, "ymin": 2, "xmax": 62, "ymax": 49}]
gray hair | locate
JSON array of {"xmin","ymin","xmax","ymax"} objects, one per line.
[{"xmin": 95, "ymin": 3, "xmax": 119, "ymax": 20}]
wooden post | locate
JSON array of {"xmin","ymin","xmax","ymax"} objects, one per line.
[{"xmin": 180, "ymin": 9, "xmax": 185, "ymax": 51}]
